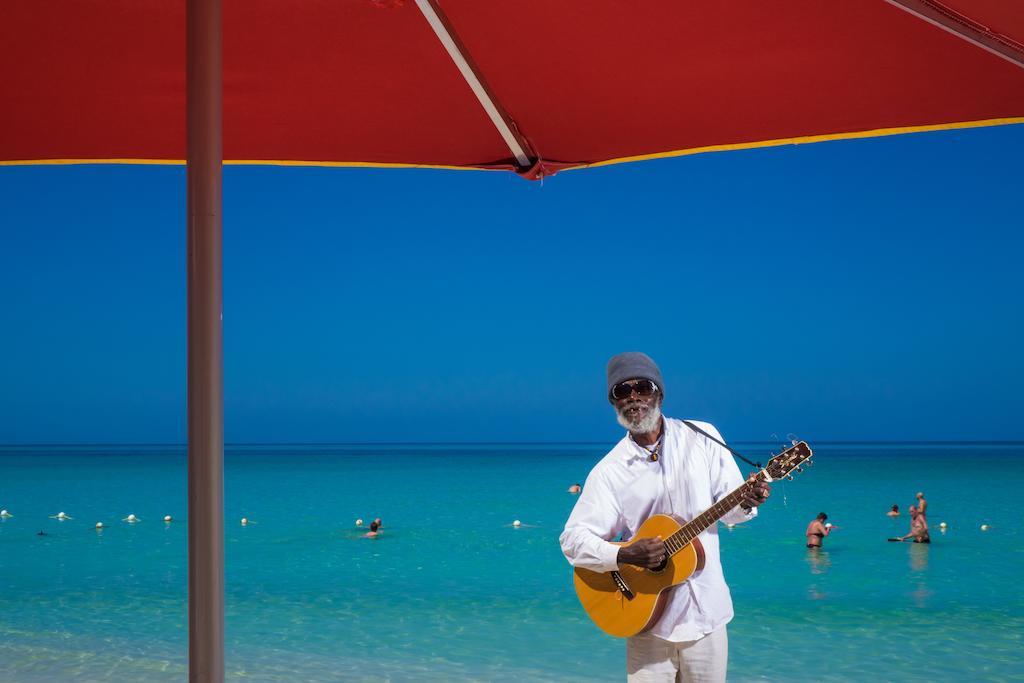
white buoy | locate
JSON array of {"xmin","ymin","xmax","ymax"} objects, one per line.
[
  {"xmin": 939, "ymin": 522, "xmax": 947, "ymax": 529},
  {"xmin": 724, "ymin": 522, "xmax": 736, "ymax": 529},
  {"xmin": 123, "ymin": 514, "xmax": 138, "ymax": 523},
  {"xmin": 52, "ymin": 511, "xmax": 71, "ymax": 520},
  {"xmin": 355, "ymin": 518, "xmax": 363, "ymax": 527},
  {"xmin": 95, "ymin": 522, "xmax": 104, "ymax": 529},
  {"xmin": 241, "ymin": 517, "xmax": 248, "ymax": 526},
  {"xmin": 981, "ymin": 524, "xmax": 990, "ymax": 531},
  {"xmin": 0, "ymin": 509, "xmax": 11, "ymax": 518},
  {"xmin": 513, "ymin": 520, "xmax": 521, "ymax": 527},
  {"xmin": 164, "ymin": 515, "xmax": 173, "ymax": 522}
]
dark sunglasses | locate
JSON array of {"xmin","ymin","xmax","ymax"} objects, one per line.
[{"xmin": 610, "ymin": 379, "xmax": 659, "ymax": 401}]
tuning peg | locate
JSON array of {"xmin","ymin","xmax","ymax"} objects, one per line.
[
  {"xmin": 796, "ymin": 466, "xmax": 804, "ymax": 473},
  {"xmin": 786, "ymin": 474, "xmax": 795, "ymax": 481},
  {"xmin": 805, "ymin": 460, "xmax": 813, "ymax": 467}
]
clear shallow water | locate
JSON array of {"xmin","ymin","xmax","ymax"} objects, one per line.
[{"xmin": 0, "ymin": 443, "xmax": 1021, "ymax": 682}]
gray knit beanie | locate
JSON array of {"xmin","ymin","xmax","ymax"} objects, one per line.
[{"xmin": 606, "ymin": 352, "xmax": 664, "ymax": 395}]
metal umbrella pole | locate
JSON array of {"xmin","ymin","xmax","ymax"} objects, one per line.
[{"xmin": 186, "ymin": 0, "xmax": 224, "ymax": 680}]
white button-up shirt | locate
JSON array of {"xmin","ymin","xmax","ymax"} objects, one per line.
[{"xmin": 560, "ymin": 417, "xmax": 754, "ymax": 642}]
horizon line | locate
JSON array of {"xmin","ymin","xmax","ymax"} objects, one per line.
[{"xmin": 2, "ymin": 439, "xmax": 1024, "ymax": 448}]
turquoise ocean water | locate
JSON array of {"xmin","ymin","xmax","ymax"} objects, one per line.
[{"xmin": 0, "ymin": 443, "xmax": 1021, "ymax": 682}]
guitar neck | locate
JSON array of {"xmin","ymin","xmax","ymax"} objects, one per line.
[
  {"xmin": 663, "ymin": 477, "xmax": 759, "ymax": 556},
  {"xmin": 656, "ymin": 441, "xmax": 812, "ymax": 557}
]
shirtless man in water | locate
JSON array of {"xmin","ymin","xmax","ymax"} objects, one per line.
[
  {"xmin": 806, "ymin": 512, "xmax": 831, "ymax": 548},
  {"xmin": 900, "ymin": 505, "xmax": 930, "ymax": 543}
]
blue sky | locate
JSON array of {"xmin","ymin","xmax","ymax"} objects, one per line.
[{"xmin": 1, "ymin": 124, "xmax": 1022, "ymax": 444}]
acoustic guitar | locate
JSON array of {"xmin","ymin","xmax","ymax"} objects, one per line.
[{"xmin": 573, "ymin": 441, "xmax": 813, "ymax": 637}]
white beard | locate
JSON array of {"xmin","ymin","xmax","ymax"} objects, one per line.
[{"xmin": 616, "ymin": 400, "xmax": 663, "ymax": 435}]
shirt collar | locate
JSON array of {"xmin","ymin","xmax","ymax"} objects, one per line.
[{"xmin": 622, "ymin": 418, "xmax": 666, "ymax": 461}]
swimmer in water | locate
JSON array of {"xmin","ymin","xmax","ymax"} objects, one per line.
[
  {"xmin": 363, "ymin": 521, "xmax": 380, "ymax": 539},
  {"xmin": 806, "ymin": 512, "xmax": 832, "ymax": 549},
  {"xmin": 899, "ymin": 505, "xmax": 930, "ymax": 543},
  {"xmin": 887, "ymin": 504, "xmax": 900, "ymax": 517},
  {"xmin": 567, "ymin": 483, "xmax": 582, "ymax": 494}
]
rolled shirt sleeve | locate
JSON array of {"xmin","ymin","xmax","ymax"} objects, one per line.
[{"xmin": 560, "ymin": 472, "xmax": 624, "ymax": 573}]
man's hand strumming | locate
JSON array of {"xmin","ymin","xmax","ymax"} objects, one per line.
[{"xmin": 617, "ymin": 536, "xmax": 668, "ymax": 569}]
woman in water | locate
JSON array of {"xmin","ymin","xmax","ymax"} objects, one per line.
[{"xmin": 806, "ymin": 512, "xmax": 831, "ymax": 549}]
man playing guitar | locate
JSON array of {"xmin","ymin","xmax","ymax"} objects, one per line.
[{"xmin": 560, "ymin": 352, "xmax": 770, "ymax": 682}]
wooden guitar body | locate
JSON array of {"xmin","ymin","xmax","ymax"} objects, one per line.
[{"xmin": 572, "ymin": 514, "xmax": 705, "ymax": 638}]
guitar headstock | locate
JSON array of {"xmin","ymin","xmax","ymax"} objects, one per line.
[{"xmin": 763, "ymin": 441, "xmax": 813, "ymax": 481}]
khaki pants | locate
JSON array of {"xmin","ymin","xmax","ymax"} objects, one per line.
[{"xmin": 626, "ymin": 626, "xmax": 728, "ymax": 683}]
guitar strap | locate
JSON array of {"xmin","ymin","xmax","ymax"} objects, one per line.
[{"xmin": 681, "ymin": 419, "xmax": 762, "ymax": 469}]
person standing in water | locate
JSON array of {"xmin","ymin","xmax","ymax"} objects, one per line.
[
  {"xmin": 900, "ymin": 505, "xmax": 930, "ymax": 543},
  {"xmin": 806, "ymin": 512, "xmax": 831, "ymax": 549}
]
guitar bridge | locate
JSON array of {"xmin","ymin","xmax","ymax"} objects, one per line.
[{"xmin": 610, "ymin": 571, "xmax": 634, "ymax": 600}]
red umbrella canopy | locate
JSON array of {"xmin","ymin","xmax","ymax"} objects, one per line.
[{"xmin": 2, "ymin": 0, "xmax": 1023, "ymax": 178}]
